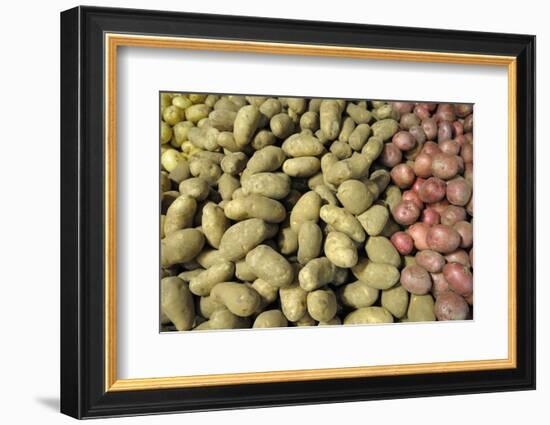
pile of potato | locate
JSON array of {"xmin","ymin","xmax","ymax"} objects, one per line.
[{"xmin": 159, "ymin": 93, "xmax": 473, "ymax": 332}]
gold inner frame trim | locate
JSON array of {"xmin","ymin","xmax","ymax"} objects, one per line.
[{"xmin": 104, "ymin": 33, "xmax": 518, "ymax": 392}]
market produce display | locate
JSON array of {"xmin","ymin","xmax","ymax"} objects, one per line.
[{"xmin": 159, "ymin": 93, "xmax": 474, "ymax": 331}]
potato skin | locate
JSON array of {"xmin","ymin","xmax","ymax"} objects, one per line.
[
  {"xmin": 320, "ymin": 205, "xmax": 366, "ymax": 242},
  {"xmin": 443, "ymin": 263, "xmax": 473, "ymax": 297},
  {"xmin": 324, "ymin": 231, "xmax": 358, "ymax": 268},
  {"xmin": 224, "ymin": 195, "xmax": 286, "ymax": 223},
  {"xmin": 426, "ymin": 224, "xmax": 462, "ymax": 254},
  {"xmin": 365, "ymin": 236, "xmax": 401, "ymax": 267},
  {"xmin": 435, "ymin": 291, "xmax": 470, "ymax": 320},
  {"xmin": 392, "ymin": 200, "xmax": 421, "ymax": 226},
  {"xmin": 415, "ymin": 250, "xmax": 445, "ymax": 273},
  {"xmin": 161, "ymin": 228, "xmax": 205, "ymax": 267},
  {"xmin": 280, "ymin": 284, "xmax": 308, "ymax": 321},
  {"xmin": 245, "ymin": 245, "xmax": 294, "ymax": 288},
  {"xmin": 298, "ymin": 221, "xmax": 323, "ymax": 265},
  {"xmin": 210, "ymin": 282, "xmax": 261, "ymax": 317},
  {"xmin": 201, "ymin": 203, "xmax": 229, "ymax": 249},
  {"xmin": 218, "ymin": 218, "xmax": 274, "ymax": 261},
  {"xmin": 400, "ymin": 265, "xmax": 432, "ymax": 295},
  {"xmin": 253, "ymin": 310, "xmax": 288, "ymax": 328},
  {"xmin": 336, "ymin": 180, "xmax": 374, "ymax": 215},
  {"xmin": 233, "ymin": 105, "xmax": 261, "ymax": 147},
  {"xmin": 340, "ymin": 280, "xmax": 379, "ymax": 309},
  {"xmin": 344, "ymin": 307, "xmax": 394, "ymax": 324},
  {"xmin": 307, "ymin": 289, "xmax": 337, "ymax": 322},
  {"xmin": 161, "ymin": 277, "xmax": 195, "ymax": 331}
]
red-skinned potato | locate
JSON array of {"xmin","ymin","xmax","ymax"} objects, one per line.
[
  {"xmin": 437, "ymin": 121, "xmax": 453, "ymax": 142},
  {"xmin": 409, "ymin": 125, "xmax": 427, "ymax": 144},
  {"xmin": 412, "ymin": 177, "xmax": 426, "ymax": 193},
  {"xmin": 413, "ymin": 153, "xmax": 433, "ymax": 178},
  {"xmin": 406, "ymin": 222, "xmax": 430, "ymax": 250},
  {"xmin": 418, "ymin": 177, "xmax": 446, "ymax": 203},
  {"xmin": 455, "ymin": 104, "xmax": 473, "ymax": 118},
  {"xmin": 392, "ymin": 200, "xmax": 421, "ymax": 226},
  {"xmin": 461, "ymin": 143, "xmax": 473, "ymax": 163},
  {"xmin": 452, "ymin": 120, "xmax": 464, "ymax": 136},
  {"xmin": 435, "ymin": 104, "xmax": 456, "ymax": 123},
  {"xmin": 392, "ymin": 131, "xmax": 416, "ymax": 151},
  {"xmin": 464, "ymin": 114, "xmax": 473, "ymax": 132},
  {"xmin": 421, "ymin": 118, "xmax": 438, "ymax": 141},
  {"xmin": 400, "ymin": 265, "xmax": 432, "ymax": 295},
  {"xmin": 431, "ymin": 272, "xmax": 451, "ymax": 298},
  {"xmin": 426, "ymin": 224, "xmax": 462, "ymax": 254},
  {"xmin": 427, "ymin": 199, "xmax": 450, "ymax": 215},
  {"xmin": 440, "ymin": 205, "xmax": 467, "ymax": 226},
  {"xmin": 422, "ymin": 141, "xmax": 441, "ymax": 155},
  {"xmin": 391, "ymin": 231, "xmax": 414, "ymax": 255},
  {"xmin": 415, "ymin": 250, "xmax": 445, "ymax": 273},
  {"xmin": 421, "ymin": 208, "xmax": 440, "ymax": 225},
  {"xmin": 446, "ymin": 177, "xmax": 472, "ymax": 206},
  {"xmin": 392, "ymin": 102, "xmax": 414, "ymax": 114},
  {"xmin": 400, "ymin": 113, "xmax": 420, "ymax": 130},
  {"xmin": 431, "ymin": 153, "xmax": 459, "ymax": 180},
  {"xmin": 435, "ymin": 291, "xmax": 469, "ymax": 320},
  {"xmin": 380, "ymin": 143, "xmax": 403, "ymax": 168},
  {"xmin": 402, "ymin": 190, "xmax": 424, "ymax": 210},
  {"xmin": 443, "ymin": 263, "xmax": 473, "ymax": 296},
  {"xmin": 414, "ymin": 104, "xmax": 431, "ymax": 120},
  {"xmin": 439, "ymin": 139, "xmax": 460, "ymax": 155},
  {"xmin": 390, "ymin": 164, "xmax": 415, "ymax": 188},
  {"xmin": 445, "ymin": 249, "xmax": 472, "ymax": 267},
  {"xmin": 453, "ymin": 220, "xmax": 473, "ymax": 248}
]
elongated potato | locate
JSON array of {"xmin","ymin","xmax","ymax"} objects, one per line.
[
  {"xmin": 164, "ymin": 195, "xmax": 196, "ymax": 236},
  {"xmin": 245, "ymin": 245, "xmax": 294, "ymax": 288},
  {"xmin": 224, "ymin": 195, "xmax": 286, "ymax": 223},
  {"xmin": 218, "ymin": 218, "xmax": 276, "ymax": 261},
  {"xmin": 339, "ymin": 280, "xmax": 379, "ymax": 309},
  {"xmin": 297, "ymin": 221, "xmax": 323, "ymax": 265},
  {"xmin": 282, "ymin": 133, "xmax": 325, "ymax": 157},
  {"xmin": 189, "ymin": 261, "xmax": 235, "ymax": 296},
  {"xmin": 253, "ymin": 309, "xmax": 288, "ymax": 328},
  {"xmin": 365, "ymin": 236, "xmax": 401, "ymax": 267},
  {"xmin": 241, "ymin": 172, "xmax": 291, "ymax": 200},
  {"xmin": 344, "ymin": 307, "xmax": 393, "ymax": 324},
  {"xmin": 289, "ymin": 191, "xmax": 322, "ymax": 232},
  {"xmin": 246, "ymin": 146, "xmax": 286, "ymax": 174},
  {"xmin": 299, "ymin": 257, "xmax": 336, "ymax": 291},
  {"xmin": 280, "ymin": 284, "xmax": 308, "ymax": 322},
  {"xmin": 351, "ymin": 258, "xmax": 400, "ymax": 290},
  {"xmin": 161, "ymin": 277, "xmax": 195, "ymax": 331},
  {"xmin": 319, "ymin": 100, "xmax": 343, "ymax": 140},
  {"xmin": 324, "ymin": 231, "xmax": 358, "ymax": 268},
  {"xmin": 210, "ymin": 282, "xmax": 261, "ymax": 317},
  {"xmin": 161, "ymin": 228, "xmax": 205, "ymax": 267},
  {"xmin": 233, "ymin": 105, "xmax": 261, "ymax": 147},
  {"xmin": 320, "ymin": 205, "xmax": 366, "ymax": 242}
]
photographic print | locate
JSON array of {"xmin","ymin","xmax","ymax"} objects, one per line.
[{"xmin": 159, "ymin": 94, "xmax": 474, "ymax": 332}]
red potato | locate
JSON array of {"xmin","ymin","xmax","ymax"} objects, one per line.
[
  {"xmin": 464, "ymin": 293, "xmax": 473, "ymax": 306},
  {"xmin": 454, "ymin": 134, "xmax": 467, "ymax": 147},
  {"xmin": 440, "ymin": 205, "xmax": 467, "ymax": 226},
  {"xmin": 439, "ymin": 139, "xmax": 460, "ymax": 155},
  {"xmin": 443, "ymin": 262, "xmax": 473, "ymax": 296},
  {"xmin": 400, "ymin": 265, "xmax": 432, "ymax": 295},
  {"xmin": 431, "ymin": 153, "xmax": 460, "ymax": 180},
  {"xmin": 406, "ymin": 222, "xmax": 430, "ymax": 250},
  {"xmin": 452, "ymin": 120, "xmax": 464, "ymax": 136},
  {"xmin": 463, "ymin": 114, "xmax": 473, "ymax": 132},
  {"xmin": 469, "ymin": 248, "xmax": 474, "ymax": 267},
  {"xmin": 435, "ymin": 291, "xmax": 470, "ymax": 320},
  {"xmin": 426, "ymin": 224, "xmax": 462, "ymax": 254},
  {"xmin": 422, "ymin": 118, "xmax": 438, "ymax": 141},
  {"xmin": 446, "ymin": 177, "xmax": 472, "ymax": 206},
  {"xmin": 435, "ymin": 104, "xmax": 456, "ymax": 123},
  {"xmin": 392, "ymin": 131, "xmax": 416, "ymax": 151},
  {"xmin": 422, "ymin": 141, "xmax": 441, "ymax": 156},
  {"xmin": 412, "ymin": 177, "xmax": 426, "ymax": 193},
  {"xmin": 466, "ymin": 196, "xmax": 474, "ymax": 216},
  {"xmin": 409, "ymin": 125, "xmax": 427, "ymax": 144},
  {"xmin": 390, "ymin": 164, "xmax": 415, "ymax": 188},
  {"xmin": 418, "ymin": 102, "xmax": 437, "ymax": 112},
  {"xmin": 400, "ymin": 112, "xmax": 420, "ymax": 130},
  {"xmin": 431, "ymin": 272, "xmax": 451, "ymax": 298},
  {"xmin": 392, "ymin": 102, "xmax": 414, "ymax": 114},
  {"xmin": 455, "ymin": 104, "xmax": 473, "ymax": 118},
  {"xmin": 464, "ymin": 162, "xmax": 473, "ymax": 183},
  {"xmin": 413, "ymin": 153, "xmax": 433, "ymax": 178},
  {"xmin": 456, "ymin": 156, "xmax": 465, "ymax": 174},
  {"xmin": 414, "ymin": 104, "xmax": 431, "ymax": 120},
  {"xmin": 392, "ymin": 200, "xmax": 421, "ymax": 225},
  {"xmin": 427, "ymin": 199, "xmax": 450, "ymax": 215},
  {"xmin": 418, "ymin": 177, "xmax": 446, "ymax": 203},
  {"xmin": 391, "ymin": 231, "xmax": 414, "ymax": 255},
  {"xmin": 464, "ymin": 132, "xmax": 473, "ymax": 144},
  {"xmin": 461, "ymin": 142, "xmax": 473, "ymax": 163},
  {"xmin": 415, "ymin": 249, "xmax": 445, "ymax": 273},
  {"xmin": 421, "ymin": 208, "xmax": 440, "ymax": 225},
  {"xmin": 453, "ymin": 220, "xmax": 473, "ymax": 248},
  {"xmin": 445, "ymin": 249, "xmax": 472, "ymax": 267},
  {"xmin": 437, "ymin": 121, "xmax": 454, "ymax": 142},
  {"xmin": 402, "ymin": 190, "xmax": 424, "ymax": 210},
  {"xmin": 380, "ymin": 143, "xmax": 403, "ymax": 168}
]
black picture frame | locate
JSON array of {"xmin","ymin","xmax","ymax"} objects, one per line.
[{"xmin": 60, "ymin": 5, "xmax": 536, "ymax": 419}]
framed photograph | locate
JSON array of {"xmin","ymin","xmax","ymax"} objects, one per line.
[{"xmin": 60, "ymin": 5, "xmax": 536, "ymax": 419}]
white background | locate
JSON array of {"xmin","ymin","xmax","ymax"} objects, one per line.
[
  {"xmin": 0, "ymin": 0, "xmax": 546, "ymax": 424},
  {"xmin": 118, "ymin": 47, "xmax": 508, "ymax": 379}
]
